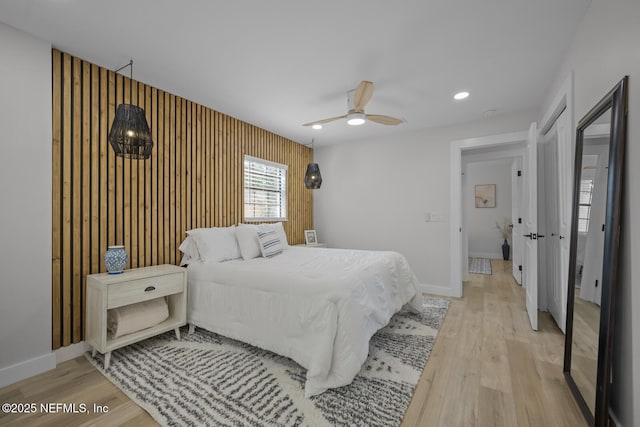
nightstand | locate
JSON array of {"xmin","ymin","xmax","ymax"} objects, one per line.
[
  {"xmin": 294, "ymin": 243, "xmax": 327, "ymax": 248},
  {"xmin": 86, "ymin": 264, "xmax": 187, "ymax": 369}
]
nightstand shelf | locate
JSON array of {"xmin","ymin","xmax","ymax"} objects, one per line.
[{"xmin": 86, "ymin": 264, "xmax": 187, "ymax": 369}]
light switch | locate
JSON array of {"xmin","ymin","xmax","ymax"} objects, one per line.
[
  {"xmin": 430, "ymin": 212, "xmax": 446, "ymax": 222},
  {"xmin": 424, "ymin": 212, "xmax": 431, "ymax": 222}
]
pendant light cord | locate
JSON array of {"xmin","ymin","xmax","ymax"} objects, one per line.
[
  {"xmin": 114, "ymin": 60, "xmax": 134, "ymax": 103},
  {"xmin": 114, "ymin": 59, "xmax": 133, "ymax": 76}
]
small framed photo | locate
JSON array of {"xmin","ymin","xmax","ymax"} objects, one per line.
[
  {"xmin": 475, "ymin": 184, "xmax": 496, "ymax": 208},
  {"xmin": 304, "ymin": 230, "xmax": 318, "ymax": 245}
]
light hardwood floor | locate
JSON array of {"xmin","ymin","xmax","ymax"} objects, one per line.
[
  {"xmin": 402, "ymin": 260, "xmax": 586, "ymax": 427},
  {"xmin": 0, "ymin": 260, "xmax": 586, "ymax": 427}
]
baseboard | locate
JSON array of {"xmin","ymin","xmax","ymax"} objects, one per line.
[
  {"xmin": 469, "ymin": 251, "xmax": 503, "ymax": 260},
  {"xmin": 418, "ymin": 284, "xmax": 460, "ymax": 298},
  {"xmin": 0, "ymin": 352, "xmax": 56, "ymax": 388},
  {"xmin": 55, "ymin": 341, "xmax": 91, "ymax": 364}
]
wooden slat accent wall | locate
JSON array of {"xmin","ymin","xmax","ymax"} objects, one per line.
[{"xmin": 51, "ymin": 49, "xmax": 313, "ymax": 349}]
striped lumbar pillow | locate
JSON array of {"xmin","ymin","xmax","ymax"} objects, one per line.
[{"xmin": 257, "ymin": 226, "xmax": 283, "ymax": 258}]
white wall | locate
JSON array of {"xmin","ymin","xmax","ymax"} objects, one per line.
[
  {"xmin": 0, "ymin": 23, "xmax": 54, "ymax": 386},
  {"xmin": 313, "ymin": 109, "xmax": 535, "ymax": 294},
  {"xmin": 540, "ymin": 0, "xmax": 640, "ymax": 424},
  {"xmin": 464, "ymin": 160, "xmax": 512, "ymax": 259}
]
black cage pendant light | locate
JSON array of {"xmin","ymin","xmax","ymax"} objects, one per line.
[
  {"xmin": 108, "ymin": 60, "xmax": 154, "ymax": 159},
  {"xmin": 304, "ymin": 139, "xmax": 322, "ymax": 189}
]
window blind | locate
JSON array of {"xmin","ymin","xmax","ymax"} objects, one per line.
[
  {"xmin": 244, "ymin": 155, "xmax": 287, "ymax": 221},
  {"xmin": 578, "ymin": 179, "xmax": 594, "ymax": 233}
]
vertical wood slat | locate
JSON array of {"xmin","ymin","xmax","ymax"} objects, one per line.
[
  {"xmin": 149, "ymin": 88, "xmax": 160, "ymax": 265},
  {"xmin": 61, "ymin": 52, "xmax": 72, "ymax": 347},
  {"xmin": 107, "ymin": 70, "xmax": 116, "ymax": 249},
  {"xmin": 186, "ymin": 102, "xmax": 192, "ymax": 230},
  {"xmin": 151, "ymin": 87, "xmax": 158, "ymax": 267},
  {"xmin": 175, "ymin": 99, "xmax": 182, "ymax": 264},
  {"xmin": 72, "ymin": 56, "xmax": 82, "ymax": 344},
  {"xmin": 169, "ymin": 94, "xmax": 176, "ymax": 265},
  {"xmin": 139, "ymin": 82, "xmax": 147, "ymax": 269},
  {"xmin": 51, "ymin": 49, "xmax": 312, "ymax": 349},
  {"xmin": 162, "ymin": 92, "xmax": 172, "ymax": 264},
  {"xmin": 144, "ymin": 83, "xmax": 152, "ymax": 267},
  {"xmin": 90, "ymin": 64, "xmax": 100, "ymax": 282},
  {"xmin": 51, "ymin": 50, "xmax": 62, "ymax": 349},
  {"xmin": 80, "ymin": 60, "xmax": 91, "ymax": 342},
  {"xmin": 129, "ymin": 78, "xmax": 138, "ymax": 269},
  {"xmin": 157, "ymin": 90, "xmax": 165, "ymax": 265}
]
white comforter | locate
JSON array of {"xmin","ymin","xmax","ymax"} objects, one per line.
[{"xmin": 187, "ymin": 247, "xmax": 422, "ymax": 396}]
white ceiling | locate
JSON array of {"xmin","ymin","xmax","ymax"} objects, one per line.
[{"xmin": 0, "ymin": 0, "xmax": 590, "ymax": 146}]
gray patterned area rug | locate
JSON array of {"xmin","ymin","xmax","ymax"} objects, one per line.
[
  {"xmin": 85, "ymin": 297, "xmax": 449, "ymax": 427},
  {"xmin": 469, "ymin": 257, "xmax": 492, "ymax": 275}
]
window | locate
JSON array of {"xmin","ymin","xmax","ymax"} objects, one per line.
[
  {"xmin": 578, "ymin": 179, "xmax": 594, "ymax": 233},
  {"xmin": 244, "ymin": 155, "xmax": 287, "ymax": 221}
]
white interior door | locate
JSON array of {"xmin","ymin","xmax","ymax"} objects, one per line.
[
  {"xmin": 511, "ymin": 158, "xmax": 523, "ymax": 284},
  {"xmin": 462, "ymin": 165, "xmax": 469, "ymax": 281},
  {"xmin": 554, "ymin": 109, "xmax": 570, "ymax": 333},
  {"xmin": 544, "ymin": 127, "xmax": 562, "ymax": 326},
  {"xmin": 537, "ymin": 138, "xmax": 548, "ymax": 311},
  {"xmin": 523, "ymin": 122, "xmax": 538, "ymax": 331}
]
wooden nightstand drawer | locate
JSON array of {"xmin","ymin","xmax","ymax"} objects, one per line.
[{"xmin": 108, "ymin": 273, "xmax": 183, "ymax": 308}]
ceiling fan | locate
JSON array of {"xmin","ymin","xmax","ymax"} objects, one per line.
[{"xmin": 303, "ymin": 81, "xmax": 404, "ymax": 128}]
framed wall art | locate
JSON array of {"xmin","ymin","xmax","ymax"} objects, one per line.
[{"xmin": 475, "ymin": 184, "xmax": 496, "ymax": 208}]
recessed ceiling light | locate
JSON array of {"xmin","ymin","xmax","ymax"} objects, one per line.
[
  {"xmin": 312, "ymin": 124, "xmax": 322, "ymax": 130},
  {"xmin": 454, "ymin": 91, "xmax": 470, "ymax": 100}
]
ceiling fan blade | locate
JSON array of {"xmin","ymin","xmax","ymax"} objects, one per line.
[
  {"xmin": 366, "ymin": 114, "xmax": 404, "ymax": 125},
  {"xmin": 302, "ymin": 115, "xmax": 347, "ymax": 127},
  {"xmin": 353, "ymin": 81, "xmax": 373, "ymax": 111}
]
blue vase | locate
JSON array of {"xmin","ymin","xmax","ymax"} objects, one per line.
[{"xmin": 104, "ymin": 246, "xmax": 128, "ymax": 274}]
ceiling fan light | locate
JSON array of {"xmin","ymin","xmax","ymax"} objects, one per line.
[
  {"xmin": 454, "ymin": 91, "xmax": 470, "ymax": 100},
  {"xmin": 347, "ymin": 112, "xmax": 365, "ymax": 126}
]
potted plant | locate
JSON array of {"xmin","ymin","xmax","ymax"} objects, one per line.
[{"xmin": 496, "ymin": 218, "xmax": 513, "ymax": 260}]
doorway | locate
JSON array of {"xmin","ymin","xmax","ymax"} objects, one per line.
[
  {"xmin": 450, "ymin": 130, "xmax": 530, "ymax": 297},
  {"xmin": 450, "ymin": 124, "xmax": 539, "ymax": 331},
  {"xmin": 538, "ymin": 109, "xmax": 569, "ymax": 331},
  {"xmin": 462, "ymin": 150, "xmax": 524, "ymax": 277}
]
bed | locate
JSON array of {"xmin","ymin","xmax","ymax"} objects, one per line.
[{"xmin": 181, "ymin": 224, "xmax": 422, "ymax": 397}]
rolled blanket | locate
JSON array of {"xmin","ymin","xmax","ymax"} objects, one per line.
[{"xmin": 107, "ymin": 297, "xmax": 169, "ymax": 338}]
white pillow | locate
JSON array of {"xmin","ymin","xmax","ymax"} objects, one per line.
[
  {"xmin": 235, "ymin": 224, "xmax": 262, "ymax": 260},
  {"xmin": 257, "ymin": 225, "xmax": 283, "ymax": 258},
  {"xmin": 178, "ymin": 236, "xmax": 200, "ymax": 265},
  {"xmin": 272, "ymin": 222, "xmax": 289, "ymax": 247},
  {"xmin": 187, "ymin": 226, "xmax": 241, "ymax": 263}
]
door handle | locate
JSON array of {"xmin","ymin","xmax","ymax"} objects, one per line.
[
  {"xmin": 559, "ymin": 235, "xmax": 565, "ymax": 239},
  {"xmin": 523, "ymin": 233, "xmax": 537, "ymax": 240},
  {"xmin": 551, "ymin": 233, "xmax": 556, "ymax": 236},
  {"xmin": 538, "ymin": 234, "xmax": 545, "ymax": 238}
]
